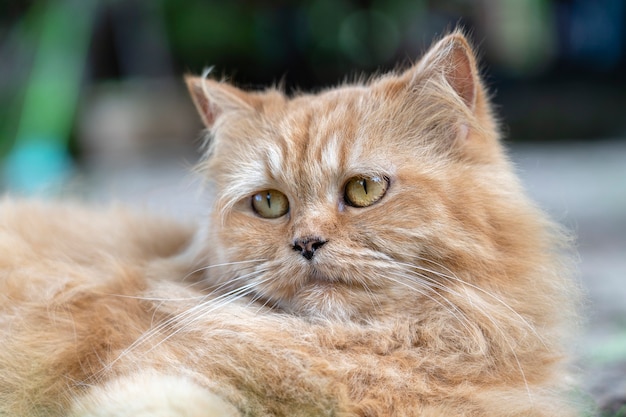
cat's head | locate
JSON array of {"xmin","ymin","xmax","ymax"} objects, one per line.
[{"xmin": 185, "ymin": 32, "xmax": 559, "ymax": 324}]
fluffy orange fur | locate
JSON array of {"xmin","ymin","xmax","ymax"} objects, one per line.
[{"xmin": 0, "ymin": 32, "xmax": 579, "ymax": 416}]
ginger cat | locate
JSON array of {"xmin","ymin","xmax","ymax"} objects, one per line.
[{"xmin": 0, "ymin": 32, "xmax": 579, "ymax": 416}]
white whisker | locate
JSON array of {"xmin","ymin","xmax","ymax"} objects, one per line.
[
  {"xmin": 106, "ymin": 294, "xmax": 207, "ymax": 302},
  {"xmin": 97, "ymin": 266, "xmax": 270, "ymax": 379},
  {"xmin": 383, "ymin": 271, "xmax": 476, "ymax": 336},
  {"xmin": 388, "ymin": 258, "xmax": 535, "ymax": 402},
  {"xmin": 180, "ymin": 259, "xmax": 268, "ymax": 282},
  {"xmin": 404, "ymin": 257, "xmax": 546, "ymax": 348},
  {"xmin": 142, "ymin": 275, "xmax": 275, "ymax": 355},
  {"xmin": 362, "ymin": 282, "xmax": 383, "ymax": 314}
]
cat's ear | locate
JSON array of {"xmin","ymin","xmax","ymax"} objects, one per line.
[
  {"xmin": 185, "ymin": 75, "xmax": 259, "ymax": 128},
  {"xmin": 410, "ymin": 31, "xmax": 480, "ymax": 111},
  {"xmin": 391, "ymin": 32, "xmax": 499, "ymax": 157}
]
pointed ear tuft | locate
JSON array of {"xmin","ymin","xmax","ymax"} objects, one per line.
[
  {"xmin": 185, "ymin": 75, "xmax": 257, "ymax": 129},
  {"xmin": 417, "ymin": 32, "xmax": 480, "ymax": 110}
]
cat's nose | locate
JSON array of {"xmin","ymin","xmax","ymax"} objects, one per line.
[{"xmin": 292, "ymin": 237, "xmax": 327, "ymax": 261}]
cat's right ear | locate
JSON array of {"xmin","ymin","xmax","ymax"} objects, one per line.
[{"xmin": 185, "ymin": 75, "xmax": 258, "ymax": 129}]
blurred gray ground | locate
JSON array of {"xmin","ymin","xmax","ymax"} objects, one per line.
[
  {"xmin": 513, "ymin": 140, "xmax": 626, "ymax": 414},
  {"xmin": 71, "ymin": 139, "xmax": 626, "ymax": 413}
]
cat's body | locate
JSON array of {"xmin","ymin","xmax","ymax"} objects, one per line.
[{"xmin": 0, "ymin": 33, "xmax": 579, "ymax": 416}]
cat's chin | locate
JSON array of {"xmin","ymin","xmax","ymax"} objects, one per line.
[{"xmin": 275, "ymin": 275, "xmax": 376, "ymax": 322}]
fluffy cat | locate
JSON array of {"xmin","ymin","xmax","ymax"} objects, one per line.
[{"xmin": 0, "ymin": 32, "xmax": 579, "ymax": 416}]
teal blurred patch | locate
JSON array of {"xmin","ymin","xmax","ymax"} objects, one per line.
[{"xmin": 2, "ymin": 138, "xmax": 73, "ymax": 195}]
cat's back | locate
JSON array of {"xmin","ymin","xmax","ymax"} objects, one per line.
[
  {"xmin": 0, "ymin": 198, "xmax": 193, "ymax": 300},
  {"xmin": 0, "ymin": 198, "xmax": 196, "ymax": 415},
  {"xmin": 1, "ymin": 198, "xmax": 192, "ymax": 260}
]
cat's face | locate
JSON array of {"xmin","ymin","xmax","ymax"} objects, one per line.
[{"xmin": 187, "ymin": 33, "xmax": 520, "ymax": 322}]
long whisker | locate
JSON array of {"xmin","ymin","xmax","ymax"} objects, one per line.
[
  {"xmin": 389, "ymin": 259, "xmax": 535, "ymax": 402},
  {"xmin": 383, "ymin": 271, "xmax": 476, "ymax": 336},
  {"xmin": 102, "ymin": 261, "xmax": 267, "ymax": 302},
  {"xmin": 144, "ymin": 269, "xmax": 269, "ymax": 338},
  {"xmin": 398, "ymin": 257, "xmax": 546, "ymax": 347},
  {"xmin": 193, "ymin": 275, "xmax": 271, "ymax": 315},
  {"xmin": 180, "ymin": 259, "xmax": 269, "ymax": 282},
  {"xmin": 138, "ymin": 275, "xmax": 275, "ymax": 358},
  {"xmin": 106, "ymin": 294, "xmax": 207, "ymax": 302},
  {"xmin": 362, "ymin": 282, "xmax": 383, "ymax": 315},
  {"xmin": 100, "ymin": 267, "xmax": 270, "ymax": 376}
]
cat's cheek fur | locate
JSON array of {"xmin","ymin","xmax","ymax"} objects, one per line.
[{"xmin": 69, "ymin": 372, "xmax": 240, "ymax": 417}]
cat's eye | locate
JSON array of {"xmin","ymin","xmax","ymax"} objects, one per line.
[
  {"xmin": 344, "ymin": 176, "xmax": 389, "ymax": 208},
  {"xmin": 251, "ymin": 190, "xmax": 289, "ymax": 218}
]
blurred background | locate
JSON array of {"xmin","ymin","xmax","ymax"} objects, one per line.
[{"xmin": 1, "ymin": 0, "xmax": 625, "ymax": 415}]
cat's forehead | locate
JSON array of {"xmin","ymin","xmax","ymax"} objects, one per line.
[
  {"xmin": 215, "ymin": 85, "xmax": 396, "ymax": 201},
  {"xmin": 265, "ymin": 87, "xmax": 392, "ymax": 174}
]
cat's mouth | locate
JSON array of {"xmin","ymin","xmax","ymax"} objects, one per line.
[
  {"xmin": 292, "ymin": 271, "xmax": 374, "ymax": 321},
  {"xmin": 251, "ymin": 266, "xmax": 379, "ymax": 321},
  {"xmin": 305, "ymin": 269, "xmax": 343, "ymax": 288},
  {"xmin": 305, "ymin": 276, "xmax": 337, "ymax": 293},
  {"xmin": 301, "ymin": 270, "xmax": 371, "ymax": 298}
]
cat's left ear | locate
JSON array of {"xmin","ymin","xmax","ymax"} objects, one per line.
[
  {"xmin": 413, "ymin": 31, "xmax": 480, "ymax": 111},
  {"xmin": 185, "ymin": 75, "xmax": 260, "ymax": 129}
]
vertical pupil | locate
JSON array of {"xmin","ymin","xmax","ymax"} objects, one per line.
[
  {"xmin": 361, "ymin": 179, "xmax": 368, "ymax": 195},
  {"xmin": 266, "ymin": 192, "xmax": 272, "ymax": 208}
]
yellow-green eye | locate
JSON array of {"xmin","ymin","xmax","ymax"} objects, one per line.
[
  {"xmin": 344, "ymin": 176, "xmax": 389, "ymax": 208},
  {"xmin": 251, "ymin": 190, "xmax": 289, "ymax": 218}
]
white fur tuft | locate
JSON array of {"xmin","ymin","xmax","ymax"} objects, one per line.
[{"xmin": 70, "ymin": 372, "xmax": 240, "ymax": 417}]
